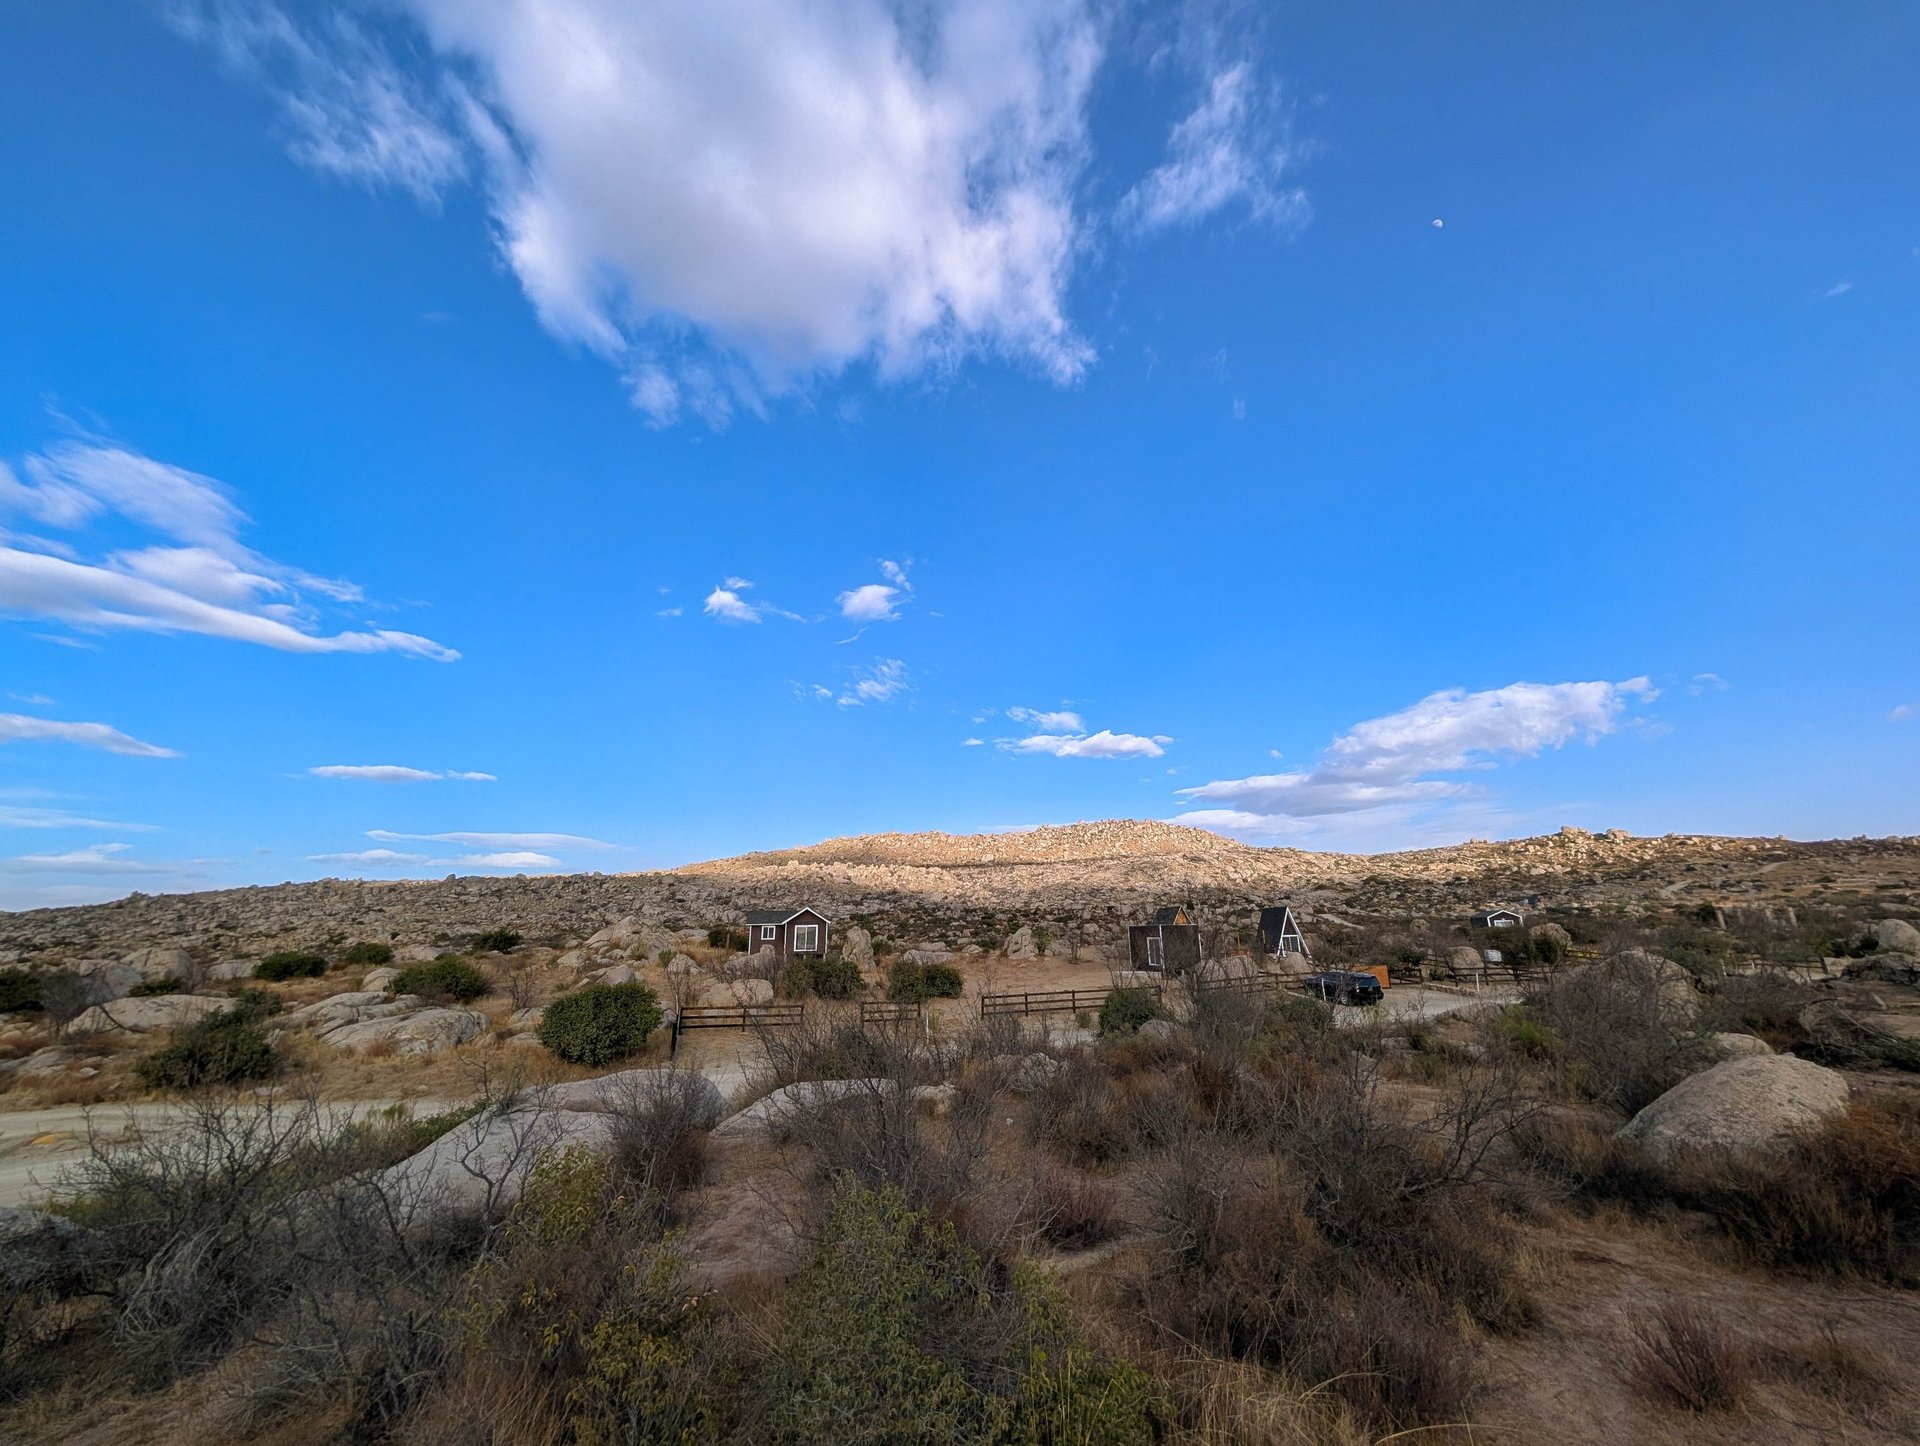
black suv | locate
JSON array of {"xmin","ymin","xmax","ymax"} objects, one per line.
[{"xmin": 1303, "ymin": 970, "xmax": 1385, "ymax": 1006}]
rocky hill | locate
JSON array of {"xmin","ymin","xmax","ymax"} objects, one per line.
[{"xmin": 2, "ymin": 820, "xmax": 1916, "ymax": 965}]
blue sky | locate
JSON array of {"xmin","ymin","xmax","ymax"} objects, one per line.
[{"xmin": 2, "ymin": 0, "xmax": 1916, "ymax": 908}]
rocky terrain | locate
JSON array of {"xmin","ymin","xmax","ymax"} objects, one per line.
[{"xmin": 2, "ymin": 820, "xmax": 1918, "ymax": 965}]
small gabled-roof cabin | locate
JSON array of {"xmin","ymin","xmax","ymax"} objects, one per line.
[
  {"xmin": 1256, "ymin": 905, "xmax": 1311, "ymax": 958},
  {"xmin": 1128, "ymin": 905, "xmax": 1201, "ymax": 973},
  {"xmin": 743, "ymin": 907, "xmax": 831, "ymax": 958},
  {"xmin": 1471, "ymin": 908, "xmax": 1523, "ymax": 930}
]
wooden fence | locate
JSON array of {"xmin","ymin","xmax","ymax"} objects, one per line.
[
  {"xmin": 859, "ymin": 1000, "xmax": 924, "ymax": 1029},
  {"xmin": 979, "ymin": 983, "xmax": 1163, "ymax": 1020},
  {"xmin": 668, "ymin": 1001, "xmax": 804, "ymax": 1055}
]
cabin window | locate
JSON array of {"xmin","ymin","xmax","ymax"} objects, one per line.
[
  {"xmin": 792, "ymin": 924, "xmax": 819, "ymax": 952},
  {"xmin": 759, "ymin": 925, "xmax": 777, "ymax": 941},
  {"xmin": 1145, "ymin": 936, "xmax": 1164, "ymax": 969}
]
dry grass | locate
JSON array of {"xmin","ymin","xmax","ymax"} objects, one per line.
[{"xmin": 1625, "ymin": 1302, "xmax": 1751, "ymax": 1413}]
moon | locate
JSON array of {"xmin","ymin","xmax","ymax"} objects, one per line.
[{"xmin": 1431, "ymin": 218, "xmax": 1445, "ymax": 229}]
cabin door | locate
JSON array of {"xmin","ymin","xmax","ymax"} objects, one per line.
[{"xmin": 1145, "ymin": 936, "xmax": 1164, "ymax": 970}]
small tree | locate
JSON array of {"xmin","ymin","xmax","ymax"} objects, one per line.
[
  {"xmin": 1098, "ymin": 987, "xmax": 1161, "ymax": 1037},
  {"xmin": 136, "ymin": 1005, "xmax": 279, "ymax": 1091},
  {"xmin": 392, "ymin": 956, "xmax": 490, "ymax": 1003},
  {"xmin": 254, "ymin": 951, "xmax": 328, "ymax": 981},
  {"xmin": 340, "ymin": 941, "xmax": 394, "ymax": 967},
  {"xmin": 469, "ymin": 929, "xmax": 522, "ymax": 954},
  {"xmin": 539, "ymin": 982, "xmax": 665, "ymax": 1067}
]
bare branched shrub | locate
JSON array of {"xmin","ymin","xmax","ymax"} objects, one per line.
[
  {"xmin": 1027, "ymin": 1168, "xmax": 1121, "ymax": 1250},
  {"xmin": 1534, "ymin": 955, "xmax": 1704, "ymax": 1113},
  {"xmin": 601, "ymin": 1068, "xmax": 716, "ymax": 1212},
  {"xmin": 1627, "ymin": 1302, "xmax": 1750, "ymax": 1412}
]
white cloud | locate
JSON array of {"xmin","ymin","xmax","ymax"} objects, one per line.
[
  {"xmin": 962, "ymin": 737, "xmax": 985, "ymax": 747},
  {"xmin": 308, "ymin": 847, "xmax": 430, "ymax": 866},
  {"xmin": 0, "ymin": 803, "xmax": 155, "ymax": 832},
  {"xmin": 178, "ymin": 0, "xmax": 1109, "ymax": 421},
  {"xmin": 1007, "ymin": 705, "xmax": 1084, "ymax": 733},
  {"xmin": 0, "ymin": 444, "xmax": 457, "ymax": 658},
  {"xmin": 1688, "ymin": 672, "xmax": 1729, "ymax": 695},
  {"xmin": 1006, "ymin": 728, "xmax": 1169, "ymax": 759},
  {"xmin": 1824, "ymin": 279, "xmax": 1853, "ymax": 299},
  {"xmin": 1119, "ymin": 62, "xmax": 1306, "ymax": 232},
  {"xmin": 0, "ymin": 712, "xmax": 178, "ymax": 758},
  {"xmin": 1892, "ymin": 703, "xmax": 1915, "ymax": 722},
  {"xmin": 704, "ymin": 581, "xmax": 761, "ymax": 623},
  {"xmin": 365, "ymin": 828, "xmax": 615, "ymax": 849},
  {"xmin": 2, "ymin": 842, "xmax": 168, "ymax": 875},
  {"xmin": 453, "ymin": 850, "xmax": 561, "ymax": 869},
  {"xmin": 655, "ymin": 605, "xmax": 683, "ymax": 619},
  {"xmin": 837, "ymin": 559, "xmax": 913, "ymax": 624},
  {"xmin": 1175, "ymin": 677, "xmax": 1656, "ymax": 834},
  {"xmin": 7, "ymin": 693, "xmax": 55, "ymax": 706},
  {"xmin": 308, "ymin": 764, "xmax": 495, "ymax": 783},
  {"xmin": 838, "ymin": 584, "xmax": 902, "ymax": 623}
]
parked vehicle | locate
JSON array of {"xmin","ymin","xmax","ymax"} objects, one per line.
[{"xmin": 1303, "ymin": 970, "xmax": 1384, "ymax": 1006}]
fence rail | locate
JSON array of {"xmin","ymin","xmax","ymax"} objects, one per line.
[
  {"xmin": 669, "ymin": 1001, "xmax": 804, "ymax": 1055},
  {"xmin": 859, "ymin": 1000, "xmax": 924, "ymax": 1028},
  {"xmin": 979, "ymin": 983, "xmax": 1163, "ymax": 1020},
  {"xmin": 1188, "ymin": 972, "xmax": 1304, "ymax": 1001}
]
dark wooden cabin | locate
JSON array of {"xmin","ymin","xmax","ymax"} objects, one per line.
[
  {"xmin": 1127, "ymin": 905, "xmax": 1202, "ymax": 973},
  {"xmin": 1256, "ymin": 905, "xmax": 1311, "ymax": 959},
  {"xmin": 744, "ymin": 907, "xmax": 831, "ymax": 959},
  {"xmin": 1470, "ymin": 908, "xmax": 1523, "ymax": 930}
]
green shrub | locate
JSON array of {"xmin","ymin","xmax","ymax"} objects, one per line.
[
  {"xmin": 129, "ymin": 977, "xmax": 183, "ymax": 997},
  {"xmin": 136, "ymin": 1007, "xmax": 278, "ymax": 1091},
  {"xmin": 392, "ymin": 955, "xmax": 490, "ymax": 1002},
  {"xmin": 253, "ymin": 950, "xmax": 327, "ymax": 981},
  {"xmin": 538, "ymin": 982, "xmax": 664, "ymax": 1067},
  {"xmin": 707, "ymin": 926, "xmax": 746, "ymax": 951},
  {"xmin": 340, "ymin": 940, "xmax": 394, "ymax": 967},
  {"xmin": 222, "ymin": 984, "xmax": 284, "ymax": 1017},
  {"xmin": 469, "ymin": 928, "xmax": 522, "ymax": 954},
  {"xmin": 1492, "ymin": 1005, "xmax": 1558, "ymax": 1059},
  {"xmin": 1099, "ymin": 987, "xmax": 1162, "ymax": 1037},
  {"xmin": 885, "ymin": 960, "xmax": 965, "ymax": 1004},
  {"xmin": 787, "ymin": 955, "xmax": 862, "ymax": 1000},
  {"xmin": 775, "ymin": 1182, "xmax": 1157, "ymax": 1444},
  {"xmin": 0, "ymin": 968, "xmax": 42, "ymax": 1013}
]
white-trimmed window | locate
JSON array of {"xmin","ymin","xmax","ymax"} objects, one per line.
[
  {"xmin": 1145, "ymin": 936, "xmax": 1164, "ymax": 969},
  {"xmin": 759, "ymin": 925, "xmax": 777, "ymax": 942},
  {"xmin": 792, "ymin": 924, "xmax": 820, "ymax": 952}
]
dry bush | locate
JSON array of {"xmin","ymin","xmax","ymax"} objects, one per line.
[
  {"xmin": 1151, "ymin": 1353, "xmax": 1372, "ymax": 1446},
  {"xmin": 1025, "ymin": 1049, "xmax": 1183, "ymax": 1167},
  {"xmin": 1508, "ymin": 1108, "xmax": 1669, "ymax": 1210},
  {"xmin": 1027, "ymin": 1168, "xmax": 1121, "ymax": 1250},
  {"xmin": 1533, "ymin": 957, "xmax": 1704, "ymax": 1113},
  {"xmin": 1626, "ymin": 1302, "xmax": 1750, "ymax": 1412},
  {"xmin": 1678, "ymin": 1099, "xmax": 1920, "ymax": 1283},
  {"xmin": 600, "ymin": 1068, "xmax": 715, "ymax": 1213}
]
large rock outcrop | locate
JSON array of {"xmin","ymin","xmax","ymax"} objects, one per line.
[
  {"xmin": 1618, "ymin": 1054, "xmax": 1850, "ymax": 1166},
  {"xmin": 68, "ymin": 994, "xmax": 231, "ymax": 1035},
  {"xmin": 372, "ymin": 1069, "xmax": 726, "ymax": 1220}
]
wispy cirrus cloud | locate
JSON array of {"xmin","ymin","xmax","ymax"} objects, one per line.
[
  {"xmin": 307, "ymin": 764, "xmax": 496, "ymax": 783},
  {"xmin": 1119, "ymin": 61, "xmax": 1307, "ymax": 233},
  {"xmin": 0, "ymin": 443, "xmax": 457, "ymax": 658},
  {"xmin": 365, "ymin": 828, "xmax": 615, "ymax": 850},
  {"xmin": 702, "ymin": 576, "xmax": 805, "ymax": 624},
  {"xmin": 309, "ymin": 845, "xmax": 561, "ymax": 870},
  {"xmin": 2, "ymin": 842, "xmax": 172, "ymax": 875},
  {"xmin": 1175, "ymin": 677, "xmax": 1657, "ymax": 840},
  {"xmin": 0, "ymin": 711, "xmax": 178, "ymax": 758}
]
